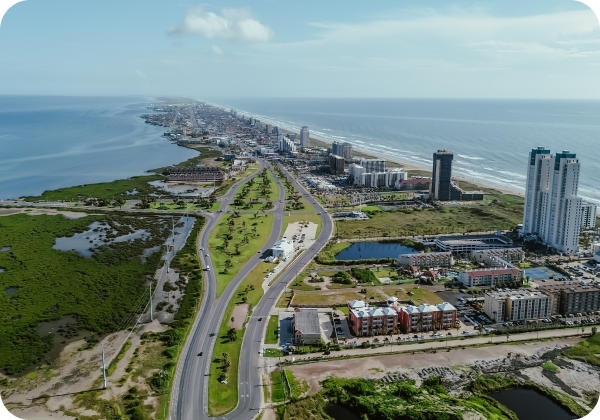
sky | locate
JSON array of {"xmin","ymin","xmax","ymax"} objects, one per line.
[{"xmin": 0, "ymin": 0, "xmax": 599, "ymax": 98}]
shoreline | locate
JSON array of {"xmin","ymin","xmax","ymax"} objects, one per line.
[
  {"xmin": 305, "ymin": 134, "xmax": 524, "ymax": 197},
  {"xmin": 204, "ymin": 99, "xmax": 524, "ymax": 198}
]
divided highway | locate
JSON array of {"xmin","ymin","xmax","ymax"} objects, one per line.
[{"xmin": 171, "ymin": 160, "xmax": 333, "ymax": 420}]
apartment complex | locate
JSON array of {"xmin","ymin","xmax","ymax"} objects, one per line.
[
  {"xmin": 332, "ymin": 141, "xmax": 353, "ymax": 161},
  {"xmin": 278, "ymin": 136, "xmax": 296, "ymax": 154},
  {"xmin": 581, "ymin": 201, "xmax": 597, "ymax": 229},
  {"xmin": 347, "ymin": 299, "xmax": 457, "ymax": 335},
  {"xmin": 398, "ymin": 252, "xmax": 454, "ymax": 267},
  {"xmin": 458, "ymin": 267, "xmax": 523, "ymax": 288},
  {"xmin": 398, "ymin": 303, "xmax": 457, "ymax": 333},
  {"xmin": 522, "ymin": 147, "xmax": 582, "ymax": 254},
  {"xmin": 472, "ymin": 248, "xmax": 525, "ymax": 265},
  {"xmin": 164, "ymin": 167, "xmax": 225, "ymax": 182},
  {"xmin": 540, "ymin": 284, "xmax": 600, "ymax": 315},
  {"xmin": 484, "ymin": 290, "xmax": 552, "ymax": 322}
]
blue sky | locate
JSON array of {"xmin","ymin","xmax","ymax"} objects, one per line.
[{"xmin": 0, "ymin": 0, "xmax": 599, "ymax": 98}]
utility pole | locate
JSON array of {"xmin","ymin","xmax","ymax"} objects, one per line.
[{"xmin": 102, "ymin": 343, "xmax": 107, "ymax": 389}]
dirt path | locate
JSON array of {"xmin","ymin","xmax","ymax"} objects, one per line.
[{"xmin": 229, "ymin": 304, "xmax": 250, "ymax": 330}]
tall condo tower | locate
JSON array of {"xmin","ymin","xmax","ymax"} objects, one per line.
[
  {"xmin": 431, "ymin": 150, "xmax": 454, "ymax": 201},
  {"xmin": 300, "ymin": 126, "xmax": 309, "ymax": 147},
  {"xmin": 523, "ymin": 147, "xmax": 582, "ymax": 254}
]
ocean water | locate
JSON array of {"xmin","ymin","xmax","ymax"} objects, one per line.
[
  {"xmin": 0, "ymin": 96, "xmax": 198, "ymax": 199},
  {"xmin": 209, "ymin": 98, "xmax": 600, "ymax": 205}
]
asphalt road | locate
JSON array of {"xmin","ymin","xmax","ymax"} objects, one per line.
[{"xmin": 171, "ymin": 159, "xmax": 333, "ymax": 420}]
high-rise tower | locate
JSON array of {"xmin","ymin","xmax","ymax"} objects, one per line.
[
  {"xmin": 300, "ymin": 126, "xmax": 309, "ymax": 147},
  {"xmin": 523, "ymin": 147, "xmax": 582, "ymax": 254},
  {"xmin": 431, "ymin": 150, "xmax": 454, "ymax": 201}
]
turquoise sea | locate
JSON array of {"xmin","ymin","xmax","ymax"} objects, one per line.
[
  {"xmin": 209, "ymin": 98, "xmax": 600, "ymax": 205},
  {"xmin": 0, "ymin": 96, "xmax": 197, "ymax": 199}
]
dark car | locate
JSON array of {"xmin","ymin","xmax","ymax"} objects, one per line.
[
  {"xmin": 198, "ymin": 352, "xmax": 203, "ymax": 356},
  {"xmin": 258, "ymin": 317, "xmax": 263, "ymax": 321}
]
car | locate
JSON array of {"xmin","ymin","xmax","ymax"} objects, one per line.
[
  {"xmin": 462, "ymin": 331, "xmax": 470, "ymax": 335},
  {"xmin": 258, "ymin": 250, "xmax": 262, "ymax": 253},
  {"xmin": 258, "ymin": 317, "xmax": 263, "ymax": 321},
  {"xmin": 198, "ymin": 352, "xmax": 203, "ymax": 356}
]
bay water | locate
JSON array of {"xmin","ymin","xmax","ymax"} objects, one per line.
[{"xmin": 0, "ymin": 95, "xmax": 198, "ymax": 199}]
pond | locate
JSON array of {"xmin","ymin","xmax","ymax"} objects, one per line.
[
  {"xmin": 489, "ymin": 389, "xmax": 576, "ymax": 420},
  {"xmin": 5, "ymin": 287, "xmax": 18, "ymax": 295},
  {"xmin": 0, "ymin": 246, "xmax": 10, "ymax": 252},
  {"xmin": 325, "ymin": 404, "xmax": 360, "ymax": 420},
  {"xmin": 335, "ymin": 241, "xmax": 418, "ymax": 260},
  {"xmin": 53, "ymin": 221, "xmax": 150, "ymax": 258},
  {"xmin": 148, "ymin": 180, "xmax": 216, "ymax": 197}
]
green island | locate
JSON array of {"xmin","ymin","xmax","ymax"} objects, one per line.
[{"xmin": 208, "ymin": 211, "xmax": 275, "ymax": 296}]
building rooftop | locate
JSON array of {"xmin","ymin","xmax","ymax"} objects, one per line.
[
  {"xmin": 293, "ymin": 309, "xmax": 320, "ymax": 335},
  {"xmin": 436, "ymin": 233, "xmax": 513, "ymax": 247}
]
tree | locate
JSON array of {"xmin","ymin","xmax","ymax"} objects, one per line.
[
  {"xmin": 505, "ymin": 332, "xmax": 510, "ymax": 342},
  {"xmin": 592, "ymin": 327, "xmax": 597, "ymax": 336},
  {"xmin": 227, "ymin": 327, "xmax": 237, "ymax": 342}
]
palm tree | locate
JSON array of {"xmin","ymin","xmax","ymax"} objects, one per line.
[{"xmin": 505, "ymin": 332, "xmax": 510, "ymax": 342}]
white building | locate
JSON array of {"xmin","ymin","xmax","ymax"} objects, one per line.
[
  {"xmin": 522, "ymin": 147, "xmax": 582, "ymax": 254},
  {"xmin": 398, "ymin": 252, "xmax": 454, "ymax": 267},
  {"xmin": 348, "ymin": 165, "xmax": 406, "ymax": 188},
  {"xmin": 271, "ymin": 238, "xmax": 294, "ymax": 259},
  {"xmin": 581, "ymin": 201, "xmax": 597, "ymax": 229},
  {"xmin": 300, "ymin": 126, "xmax": 309, "ymax": 147},
  {"xmin": 458, "ymin": 267, "xmax": 523, "ymax": 288},
  {"xmin": 484, "ymin": 290, "xmax": 552, "ymax": 322},
  {"xmin": 278, "ymin": 136, "xmax": 296, "ymax": 154},
  {"xmin": 355, "ymin": 157, "xmax": 386, "ymax": 173}
]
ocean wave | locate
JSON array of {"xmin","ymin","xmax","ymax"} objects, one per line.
[{"xmin": 458, "ymin": 154, "xmax": 485, "ymax": 160}]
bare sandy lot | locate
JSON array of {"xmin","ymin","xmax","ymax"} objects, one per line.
[
  {"xmin": 285, "ymin": 337, "xmax": 583, "ymax": 395},
  {"xmin": 229, "ymin": 304, "xmax": 250, "ymax": 330}
]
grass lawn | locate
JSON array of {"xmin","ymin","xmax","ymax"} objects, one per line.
[
  {"xmin": 276, "ymin": 291, "xmax": 293, "ymax": 308},
  {"xmin": 270, "ymin": 370, "xmax": 286, "ymax": 402},
  {"xmin": 291, "ymin": 290, "xmax": 363, "ymax": 306},
  {"xmin": 326, "ymin": 283, "xmax": 357, "ymax": 290},
  {"xmin": 290, "ymin": 274, "xmax": 321, "ymax": 291},
  {"xmin": 265, "ymin": 316, "xmax": 279, "ymax": 344},
  {"xmin": 23, "ymin": 174, "xmax": 164, "ymax": 202},
  {"xmin": 214, "ymin": 164, "xmax": 262, "ymax": 198},
  {"xmin": 382, "ymin": 286, "xmax": 444, "ymax": 305},
  {"xmin": 208, "ymin": 304, "xmax": 243, "ymax": 417},
  {"xmin": 208, "ymin": 213, "xmax": 274, "ymax": 297},
  {"xmin": 286, "ymin": 370, "xmax": 309, "ymax": 399},
  {"xmin": 335, "ymin": 195, "xmax": 523, "ymax": 238}
]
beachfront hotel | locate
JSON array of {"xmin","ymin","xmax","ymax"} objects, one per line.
[{"xmin": 522, "ymin": 147, "xmax": 582, "ymax": 255}]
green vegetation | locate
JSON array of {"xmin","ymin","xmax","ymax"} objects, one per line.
[
  {"xmin": 107, "ymin": 339, "xmax": 131, "ymax": 376},
  {"xmin": 335, "ymin": 195, "xmax": 523, "ymax": 239},
  {"xmin": 208, "ymin": 212, "xmax": 274, "ymax": 296},
  {"xmin": 208, "ymin": 259, "xmax": 275, "ymax": 415},
  {"xmin": 270, "ymin": 370, "xmax": 287, "ymax": 402},
  {"xmin": 285, "ymin": 370, "xmax": 309, "ymax": 399},
  {"xmin": 541, "ymin": 361, "xmax": 559, "ymax": 372},
  {"xmin": 351, "ymin": 268, "xmax": 381, "ymax": 285},
  {"xmin": 272, "ymin": 164, "xmax": 315, "ymax": 213},
  {"xmin": 290, "ymin": 273, "xmax": 320, "ymax": 291},
  {"xmin": 316, "ymin": 241, "xmax": 350, "ymax": 263},
  {"xmin": 384, "ymin": 286, "xmax": 445, "ymax": 305},
  {"xmin": 0, "ymin": 213, "xmax": 173, "ymax": 374},
  {"xmin": 280, "ymin": 376, "xmax": 514, "ymax": 420},
  {"xmin": 23, "ymin": 174, "xmax": 164, "ymax": 203},
  {"xmin": 331, "ymin": 271, "xmax": 352, "ymax": 285},
  {"xmin": 232, "ymin": 169, "xmax": 278, "ymax": 210},
  {"xmin": 271, "ymin": 370, "xmax": 309, "ymax": 403},
  {"xmin": 563, "ymin": 332, "xmax": 600, "ymax": 366},
  {"xmin": 265, "ymin": 316, "xmax": 279, "ymax": 345},
  {"xmin": 171, "ymin": 146, "xmax": 222, "ymax": 169}
]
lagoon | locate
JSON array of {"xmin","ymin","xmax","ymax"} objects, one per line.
[
  {"xmin": 335, "ymin": 241, "xmax": 418, "ymax": 260},
  {"xmin": 489, "ymin": 389, "xmax": 576, "ymax": 420}
]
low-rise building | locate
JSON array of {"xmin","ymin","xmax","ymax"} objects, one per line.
[
  {"xmin": 398, "ymin": 303, "xmax": 457, "ymax": 332},
  {"xmin": 398, "ymin": 252, "xmax": 454, "ymax": 268},
  {"xmin": 270, "ymin": 238, "xmax": 294, "ymax": 259},
  {"xmin": 435, "ymin": 232, "xmax": 513, "ymax": 253},
  {"xmin": 484, "ymin": 289, "xmax": 552, "ymax": 322},
  {"xmin": 472, "ymin": 248, "xmax": 525, "ymax": 265},
  {"xmin": 396, "ymin": 177, "xmax": 431, "ymax": 190},
  {"xmin": 458, "ymin": 267, "xmax": 523, "ymax": 288},
  {"xmin": 539, "ymin": 283, "xmax": 600, "ymax": 315},
  {"xmin": 292, "ymin": 309, "xmax": 321, "ymax": 345},
  {"xmin": 349, "ymin": 307, "xmax": 398, "ymax": 337},
  {"xmin": 581, "ymin": 201, "xmax": 597, "ymax": 229}
]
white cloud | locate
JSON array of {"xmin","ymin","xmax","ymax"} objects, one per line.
[
  {"xmin": 169, "ymin": 6, "xmax": 273, "ymax": 43},
  {"xmin": 210, "ymin": 45, "xmax": 225, "ymax": 56}
]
